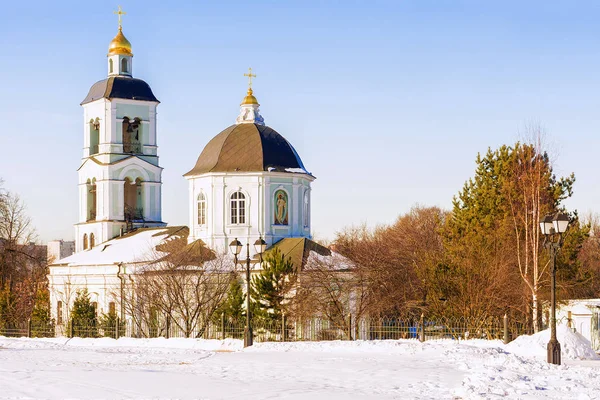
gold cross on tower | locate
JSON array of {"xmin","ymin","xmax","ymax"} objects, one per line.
[
  {"xmin": 114, "ymin": 5, "xmax": 126, "ymax": 29},
  {"xmin": 244, "ymin": 67, "xmax": 257, "ymax": 89}
]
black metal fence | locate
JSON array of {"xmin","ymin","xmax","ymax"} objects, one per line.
[{"xmin": 0, "ymin": 315, "xmax": 528, "ymax": 343}]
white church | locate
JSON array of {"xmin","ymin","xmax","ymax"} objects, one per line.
[{"xmin": 48, "ymin": 16, "xmax": 328, "ymax": 329}]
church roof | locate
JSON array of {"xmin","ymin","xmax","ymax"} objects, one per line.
[
  {"xmin": 184, "ymin": 123, "xmax": 310, "ymax": 176},
  {"xmin": 264, "ymin": 238, "xmax": 332, "ymax": 272},
  {"xmin": 51, "ymin": 226, "xmax": 187, "ymax": 266},
  {"xmin": 81, "ymin": 76, "xmax": 159, "ymax": 105}
]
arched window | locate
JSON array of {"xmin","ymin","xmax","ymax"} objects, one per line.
[
  {"xmin": 122, "ymin": 117, "xmax": 141, "ymax": 154},
  {"xmin": 89, "ymin": 118, "xmax": 99, "ymax": 155},
  {"xmin": 121, "ymin": 58, "xmax": 128, "ymax": 73},
  {"xmin": 303, "ymin": 191, "xmax": 310, "ymax": 228},
  {"xmin": 57, "ymin": 301, "xmax": 63, "ymax": 325},
  {"xmin": 230, "ymin": 192, "xmax": 246, "ymax": 225},
  {"xmin": 83, "ymin": 234, "xmax": 88, "ymax": 250},
  {"xmin": 90, "ymin": 233, "xmax": 95, "ymax": 248},
  {"xmin": 124, "ymin": 177, "xmax": 143, "ymax": 221},
  {"xmin": 197, "ymin": 192, "xmax": 206, "ymax": 225},
  {"xmin": 109, "ymin": 59, "xmax": 114, "ymax": 74},
  {"xmin": 87, "ymin": 179, "xmax": 97, "ymax": 221}
]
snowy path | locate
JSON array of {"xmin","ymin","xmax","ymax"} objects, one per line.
[{"xmin": 0, "ymin": 337, "xmax": 599, "ymax": 399}]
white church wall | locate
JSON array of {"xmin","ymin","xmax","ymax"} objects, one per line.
[
  {"xmin": 187, "ymin": 172, "xmax": 313, "ymax": 253},
  {"xmin": 116, "ymin": 103, "xmax": 149, "ymax": 120},
  {"xmin": 49, "ymin": 264, "xmax": 124, "ymax": 330}
]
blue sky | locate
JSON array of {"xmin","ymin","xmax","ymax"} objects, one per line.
[{"xmin": 1, "ymin": 1, "xmax": 600, "ymax": 243}]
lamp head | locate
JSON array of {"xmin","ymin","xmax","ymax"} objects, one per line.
[
  {"xmin": 229, "ymin": 238, "xmax": 243, "ymax": 256},
  {"xmin": 254, "ymin": 237, "xmax": 267, "ymax": 254},
  {"xmin": 539, "ymin": 215, "xmax": 554, "ymax": 236},
  {"xmin": 553, "ymin": 213, "xmax": 570, "ymax": 234}
]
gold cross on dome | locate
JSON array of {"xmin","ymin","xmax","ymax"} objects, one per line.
[
  {"xmin": 114, "ymin": 5, "xmax": 126, "ymax": 29},
  {"xmin": 244, "ymin": 67, "xmax": 257, "ymax": 88}
]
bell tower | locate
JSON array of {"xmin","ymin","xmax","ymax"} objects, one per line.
[{"xmin": 75, "ymin": 8, "xmax": 166, "ymax": 252}]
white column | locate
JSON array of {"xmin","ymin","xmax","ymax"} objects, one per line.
[
  {"xmin": 264, "ymin": 178, "xmax": 272, "ymax": 240},
  {"xmin": 292, "ymin": 178, "xmax": 300, "ymax": 235},
  {"xmin": 149, "ymin": 105, "xmax": 157, "ymax": 147},
  {"xmin": 117, "ymin": 180, "xmax": 125, "ymax": 220}
]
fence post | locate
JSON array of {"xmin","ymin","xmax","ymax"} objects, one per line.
[
  {"xmin": 281, "ymin": 313, "xmax": 286, "ymax": 342},
  {"xmin": 220, "ymin": 312, "xmax": 225, "ymax": 340},
  {"xmin": 347, "ymin": 314, "xmax": 353, "ymax": 341},
  {"xmin": 70, "ymin": 318, "xmax": 75, "ymax": 338},
  {"xmin": 115, "ymin": 317, "xmax": 120, "ymax": 339},
  {"xmin": 503, "ymin": 314, "xmax": 509, "ymax": 344},
  {"xmin": 166, "ymin": 315, "xmax": 171, "ymax": 339},
  {"xmin": 419, "ymin": 313, "xmax": 425, "ymax": 342},
  {"xmin": 27, "ymin": 318, "xmax": 32, "ymax": 338}
]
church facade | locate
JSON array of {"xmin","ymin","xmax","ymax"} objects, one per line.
[
  {"xmin": 47, "ymin": 14, "xmax": 317, "ymax": 329},
  {"xmin": 184, "ymin": 81, "xmax": 314, "ymax": 251}
]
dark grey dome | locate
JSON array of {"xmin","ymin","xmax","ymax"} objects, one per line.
[
  {"xmin": 184, "ymin": 123, "xmax": 309, "ymax": 176},
  {"xmin": 81, "ymin": 76, "xmax": 159, "ymax": 105}
]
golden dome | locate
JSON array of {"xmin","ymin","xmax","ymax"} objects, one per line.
[
  {"xmin": 108, "ymin": 28, "xmax": 133, "ymax": 57},
  {"xmin": 241, "ymin": 88, "xmax": 259, "ymax": 105}
]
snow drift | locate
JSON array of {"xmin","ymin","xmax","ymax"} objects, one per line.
[{"xmin": 507, "ymin": 325, "xmax": 599, "ymax": 360}]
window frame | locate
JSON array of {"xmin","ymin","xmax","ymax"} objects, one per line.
[
  {"xmin": 230, "ymin": 191, "xmax": 247, "ymax": 225},
  {"xmin": 197, "ymin": 192, "xmax": 207, "ymax": 225},
  {"xmin": 57, "ymin": 301, "xmax": 63, "ymax": 325}
]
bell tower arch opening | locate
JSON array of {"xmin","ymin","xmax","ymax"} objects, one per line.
[
  {"xmin": 122, "ymin": 117, "xmax": 142, "ymax": 154},
  {"xmin": 124, "ymin": 177, "xmax": 143, "ymax": 221},
  {"xmin": 89, "ymin": 118, "xmax": 100, "ymax": 155},
  {"xmin": 86, "ymin": 178, "xmax": 97, "ymax": 222}
]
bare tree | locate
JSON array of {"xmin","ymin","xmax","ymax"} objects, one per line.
[
  {"xmin": 126, "ymin": 238, "xmax": 235, "ymax": 338},
  {"xmin": 292, "ymin": 251, "xmax": 369, "ymax": 331},
  {"xmin": 506, "ymin": 127, "xmax": 574, "ymax": 331},
  {"xmin": 0, "ymin": 190, "xmax": 46, "ymax": 326}
]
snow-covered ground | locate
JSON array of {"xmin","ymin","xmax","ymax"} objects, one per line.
[{"xmin": 0, "ymin": 326, "xmax": 599, "ymax": 399}]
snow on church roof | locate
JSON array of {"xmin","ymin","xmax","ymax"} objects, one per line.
[{"xmin": 54, "ymin": 227, "xmax": 187, "ymax": 266}]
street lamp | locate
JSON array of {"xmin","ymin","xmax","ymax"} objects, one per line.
[
  {"xmin": 229, "ymin": 236, "xmax": 267, "ymax": 347},
  {"xmin": 539, "ymin": 212, "xmax": 570, "ymax": 365}
]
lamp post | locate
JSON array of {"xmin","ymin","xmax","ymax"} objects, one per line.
[
  {"xmin": 229, "ymin": 237, "xmax": 267, "ymax": 347},
  {"xmin": 539, "ymin": 212, "xmax": 570, "ymax": 365}
]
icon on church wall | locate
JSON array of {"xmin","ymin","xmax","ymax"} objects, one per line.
[{"xmin": 274, "ymin": 190, "xmax": 288, "ymax": 225}]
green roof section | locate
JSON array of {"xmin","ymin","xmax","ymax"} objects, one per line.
[{"xmin": 262, "ymin": 238, "xmax": 331, "ymax": 271}]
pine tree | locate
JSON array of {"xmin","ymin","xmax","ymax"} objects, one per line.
[
  {"xmin": 30, "ymin": 288, "xmax": 53, "ymax": 337},
  {"xmin": 251, "ymin": 248, "xmax": 296, "ymax": 323},
  {"xmin": 214, "ymin": 277, "xmax": 244, "ymax": 322},
  {"xmin": 70, "ymin": 289, "xmax": 97, "ymax": 337},
  {"xmin": 444, "ymin": 141, "xmax": 577, "ymax": 329},
  {"xmin": 98, "ymin": 310, "xmax": 124, "ymax": 338}
]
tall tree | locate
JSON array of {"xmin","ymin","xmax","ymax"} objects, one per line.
[
  {"xmin": 127, "ymin": 238, "xmax": 234, "ymax": 338},
  {"xmin": 215, "ymin": 278, "xmax": 245, "ymax": 322},
  {"xmin": 30, "ymin": 287, "xmax": 54, "ymax": 337},
  {"xmin": 252, "ymin": 247, "xmax": 296, "ymax": 322},
  {"xmin": 0, "ymin": 187, "xmax": 45, "ymax": 326},
  {"xmin": 334, "ymin": 207, "xmax": 448, "ymax": 317},
  {"xmin": 446, "ymin": 138, "xmax": 575, "ymax": 330}
]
